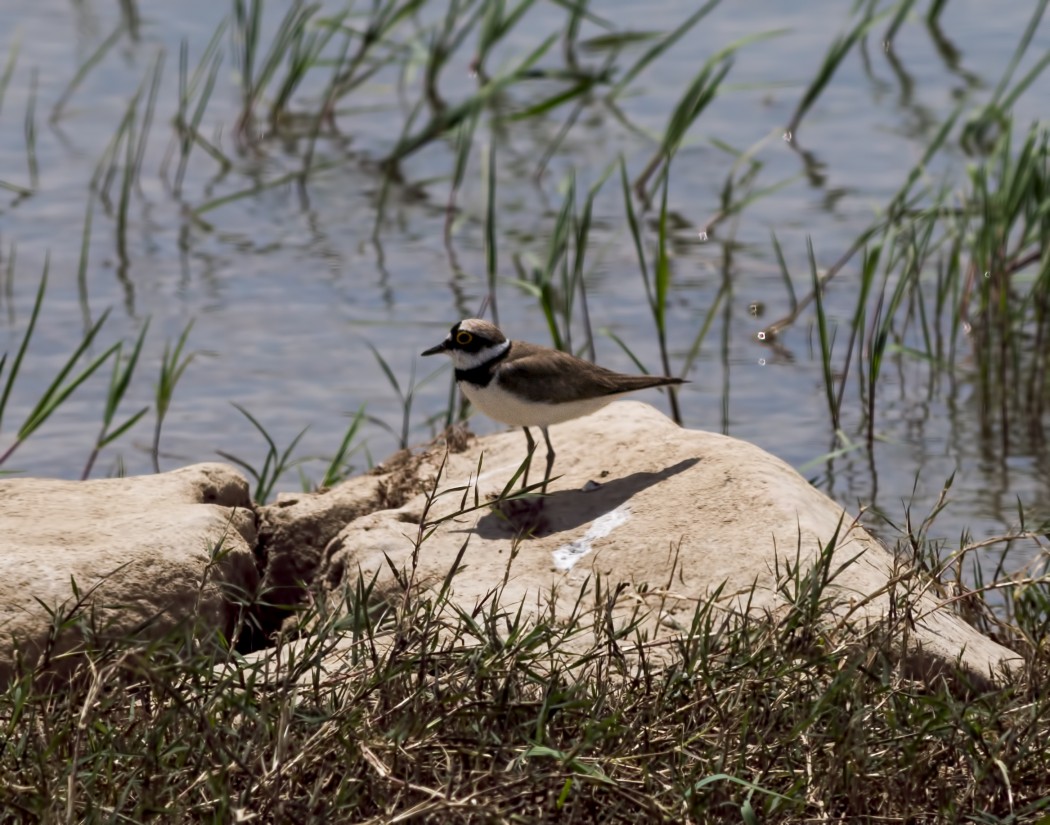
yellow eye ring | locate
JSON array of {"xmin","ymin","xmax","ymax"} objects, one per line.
[{"xmin": 456, "ymin": 330, "xmax": 473, "ymax": 345}]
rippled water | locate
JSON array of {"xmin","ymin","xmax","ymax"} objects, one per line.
[{"xmin": 0, "ymin": 0, "xmax": 1046, "ymax": 571}]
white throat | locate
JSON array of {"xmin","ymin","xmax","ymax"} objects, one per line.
[{"xmin": 448, "ymin": 339, "xmax": 510, "ymax": 370}]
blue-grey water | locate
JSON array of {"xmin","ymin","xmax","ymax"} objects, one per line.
[{"xmin": 1, "ymin": 0, "xmax": 1047, "ymax": 575}]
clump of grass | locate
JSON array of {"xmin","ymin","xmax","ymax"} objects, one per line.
[
  {"xmin": 787, "ymin": 119, "xmax": 1046, "ymax": 462},
  {"xmin": 81, "ymin": 320, "xmax": 151, "ymax": 480},
  {"xmin": 215, "ymin": 403, "xmax": 309, "ymax": 503},
  {"xmin": 166, "ymin": 25, "xmax": 229, "ymax": 195},
  {"xmin": 0, "ymin": 261, "xmax": 121, "ymax": 471}
]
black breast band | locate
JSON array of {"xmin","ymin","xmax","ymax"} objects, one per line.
[{"xmin": 455, "ymin": 345, "xmax": 511, "ymax": 387}]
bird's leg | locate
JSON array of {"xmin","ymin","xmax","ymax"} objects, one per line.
[
  {"xmin": 522, "ymin": 427, "xmax": 536, "ymax": 489},
  {"xmin": 540, "ymin": 426, "xmax": 555, "ymax": 495}
]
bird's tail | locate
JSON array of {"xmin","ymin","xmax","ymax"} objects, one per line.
[{"xmin": 614, "ymin": 374, "xmax": 686, "ymax": 392}]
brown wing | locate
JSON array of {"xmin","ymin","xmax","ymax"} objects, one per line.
[{"xmin": 497, "ymin": 342, "xmax": 683, "ymax": 404}]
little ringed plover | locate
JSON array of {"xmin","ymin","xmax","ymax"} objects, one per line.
[{"xmin": 422, "ymin": 318, "xmax": 685, "ymax": 493}]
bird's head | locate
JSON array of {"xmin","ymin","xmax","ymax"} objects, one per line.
[{"xmin": 421, "ymin": 319, "xmax": 509, "ymax": 369}]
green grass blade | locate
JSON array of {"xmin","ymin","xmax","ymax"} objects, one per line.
[
  {"xmin": 98, "ymin": 407, "xmax": 150, "ymax": 449},
  {"xmin": 786, "ymin": 5, "xmax": 885, "ymax": 135},
  {"xmin": 5, "ymin": 329, "xmax": 120, "ymax": 472},
  {"xmin": 320, "ymin": 405, "xmax": 366, "ymax": 489},
  {"xmin": 217, "ymin": 403, "xmax": 309, "ymax": 501},
  {"xmin": 0, "ymin": 35, "xmax": 20, "ymax": 118},
  {"xmin": 603, "ymin": 330, "xmax": 650, "ymax": 375},
  {"xmin": 115, "ymin": 99, "xmax": 137, "ymax": 263},
  {"xmin": 51, "ymin": 24, "xmax": 124, "ymax": 121},
  {"xmin": 998, "ymin": 49, "xmax": 1050, "ymax": 114},
  {"xmin": 985, "ymin": 0, "xmax": 1048, "ymax": 111},
  {"xmin": 635, "ymin": 54, "xmax": 733, "ymax": 201},
  {"xmin": 18, "ymin": 307, "xmax": 114, "ymax": 437},
  {"xmin": 571, "ymin": 160, "xmax": 617, "ymax": 360},
  {"xmin": 84, "ymin": 345, "xmax": 152, "ymax": 480},
  {"xmin": 176, "ymin": 49, "xmax": 223, "ymax": 195},
  {"xmin": 887, "ymin": 100, "xmax": 961, "ymax": 215},
  {"xmin": 508, "ymin": 76, "xmax": 602, "ymax": 121},
  {"xmin": 270, "ymin": 9, "xmax": 342, "ymax": 125},
  {"xmin": 368, "ymin": 344, "xmax": 403, "ymax": 401},
  {"xmin": 105, "ymin": 319, "xmax": 150, "ymax": 424},
  {"xmin": 194, "ymin": 158, "xmax": 341, "ymax": 215},
  {"xmin": 610, "ymin": 0, "xmax": 723, "ymax": 99},
  {"xmin": 76, "ymin": 198, "xmax": 95, "ymax": 331},
  {"xmin": 131, "ymin": 50, "xmax": 165, "ymax": 190},
  {"xmin": 484, "ymin": 137, "xmax": 499, "ymax": 325},
  {"xmin": 385, "ymin": 32, "xmax": 557, "ymax": 164},
  {"xmin": 24, "ymin": 69, "xmax": 38, "ymax": 189},
  {"xmin": 0, "ymin": 258, "xmax": 49, "ymax": 433},
  {"xmin": 152, "ymin": 321, "xmax": 197, "ymax": 473},
  {"xmin": 654, "ymin": 176, "xmax": 671, "ymax": 331},
  {"xmin": 808, "ymin": 237, "xmax": 838, "ymax": 430},
  {"xmin": 619, "ymin": 157, "xmax": 651, "ymax": 306},
  {"xmin": 679, "ymin": 280, "xmax": 727, "ymax": 377},
  {"xmin": 770, "ymin": 231, "xmax": 797, "ymax": 313}
]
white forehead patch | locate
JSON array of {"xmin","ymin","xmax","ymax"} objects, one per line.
[{"xmin": 449, "ymin": 338, "xmax": 510, "ymax": 369}]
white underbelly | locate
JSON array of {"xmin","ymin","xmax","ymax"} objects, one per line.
[{"xmin": 459, "ymin": 380, "xmax": 617, "ymax": 427}]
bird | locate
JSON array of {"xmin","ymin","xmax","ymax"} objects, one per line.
[{"xmin": 422, "ymin": 318, "xmax": 685, "ymax": 494}]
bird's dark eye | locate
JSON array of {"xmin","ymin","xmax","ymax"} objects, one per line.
[{"xmin": 456, "ymin": 330, "xmax": 473, "ymax": 346}]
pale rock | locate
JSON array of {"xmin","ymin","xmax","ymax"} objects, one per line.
[
  {"xmin": 0, "ymin": 463, "xmax": 258, "ymax": 685},
  {"xmin": 314, "ymin": 401, "xmax": 1020, "ymax": 684}
]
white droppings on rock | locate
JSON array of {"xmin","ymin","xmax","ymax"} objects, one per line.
[{"xmin": 552, "ymin": 505, "xmax": 630, "ymax": 572}]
